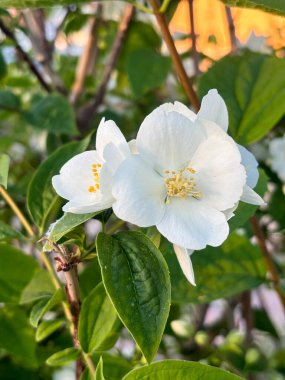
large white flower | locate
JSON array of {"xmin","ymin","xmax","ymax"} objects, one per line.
[
  {"xmin": 269, "ymin": 136, "xmax": 285, "ymax": 181},
  {"xmin": 52, "ymin": 118, "xmax": 130, "ymax": 214}
]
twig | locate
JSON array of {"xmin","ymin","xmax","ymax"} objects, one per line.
[
  {"xmin": 241, "ymin": 291, "xmax": 253, "ymax": 346},
  {"xmin": 0, "ymin": 18, "xmax": 51, "ymax": 93},
  {"xmin": 70, "ymin": 6, "xmax": 102, "ymax": 105},
  {"xmin": 148, "ymin": 0, "xmax": 200, "ymax": 112},
  {"xmin": 250, "ymin": 216, "xmax": 285, "ymax": 314},
  {"xmin": 225, "ymin": 6, "xmax": 237, "ymax": 53},
  {"xmin": 77, "ymin": 4, "xmax": 134, "ymax": 131},
  {"xmin": 188, "ymin": 0, "xmax": 200, "ymax": 75}
]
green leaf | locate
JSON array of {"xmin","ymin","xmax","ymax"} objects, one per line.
[
  {"xmin": 229, "ymin": 169, "xmax": 267, "ymax": 231},
  {"xmin": 79, "ymin": 282, "xmax": 120, "ymax": 354},
  {"xmin": 96, "ymin": 357, "xmax": 105, "ymax": 380},
  {"xmin": 25, "ymin": 94, "xmax": 77, "ymax": 136},
  {"xmin": 0, "ymin": 243, "xmax": 39, "ymax": 304},
  {"xmin": 0, "ymin": 0, "xmax": 128, "ymax": 7},
  {"xmin": 0, "ymin": 153, "xmax": 10, "ymax": 188},
  {"xmin": 0, "ymin": 306, "xmax": 37, "ymax": 368},
  {"xmin": 30, "ymin": 288, "xmax": 65, "ymax": 327},
  {"xmin": 162, "ymin": 233, "xmax": 266, "ymax": 304},
  {"xmin": 36, "ymin": 319, "xmax": 64, "ymax": 342},
  {"xmin": 46, "ymin": 347, "xmax": 81, "ymax": 367},
  {"xmin": 0, "ymin": 51, "xmax": 7, "ymax": 80},
  {"xmin": 123, "ymin": 360, "xmax": 243, "ymax": 379},
  {"xmin": 220, "ymin": 0, "xmax": 285, "ymax": 16},
  {"xmin": 198, "ymin": 52, "xmax": 285, "ymax": 144},
  {"xmin": 127, "ymin": 49, "xmax": 171, "ymax": 97},
  {"xmin": 27, "ymin": 135, "xmax": 91, "ymax": 231},
  {"xmin": 96, "ymin": 231, "xmax": 171, "ymax": 363},
  {"xmin": 79, "ymin": 258, "xmax": 102, "ymax": 298},
  {"xmin": 83, "ymin": 354, "xmax": 132, "ymax": 380},
  {"xmin": 0, "ymin": 90, "xmax": 21, "ymax": 112},
  {"xmin": 20, "ymin": 269, "xmax": 54, "ymax": 304},
  {"xmin": 0, "ymin": 220, "xmax": 22, "ymax": 241}
]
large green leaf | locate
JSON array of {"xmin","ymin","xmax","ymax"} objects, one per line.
[
  {"xmin": 0, "ymin": 306, "xmax": 37, "ymax": 368},
  {"xmin": 27, "ymin": 135, "xmax": 91, "ymax": 231},
  {"xmin": 199, "ymin": 52, "xmax": 285, "ymax": 144},
  {"xmin": 220, "ymin": 0, "xmax": 285, "ymax": 16},
  {"xmin": 25, "ymin": 94, "xmax": 77, "ymax": 136},
  {"xmin": 78, "ymin": 282, "xmax": 120, "ymax": 354},
  {"xmin": 123, "ymin": 360, "xmax": 243, "ymax": 379},
  {"xmin": 162, "ymin": 233, "xmax": 266, "ymax": 304},
  {"xmin": 96, "ymin": 231, "xmax": 171, "ymax": 363},
  {"xmin": 0, "ymin": 243, "xmax": 39, "ymax": 304}
]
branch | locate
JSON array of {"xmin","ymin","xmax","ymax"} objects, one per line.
[
  {"xmin": 148, "ymin": 0, "xmax": 200, "ymax": 112},
  {"xmin": 225, "ymin": 6, "xmax": 237, "ymax": 53},
  {"xmin": 0, "ymin": 18, "xmax": 51, "ymax": 93},
  {"xmin": 77, "ymin": 4, "xmax": 134, "ymax": 131},
  {"xmin": 188, "ymin": 0, "xmax": 200, "ymax": 75}
]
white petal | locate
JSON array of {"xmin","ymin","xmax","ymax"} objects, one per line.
[
  {"xmin": 241, "ymin": 185, "xmax": 265, "ymax": 205},
  {"xmin": 223, "ymin": 203, "xmax": 238, "ymax": 220},
  {"xmin": 158, "ymin": 101, "xmax": 197, "ymax": 122},
  {"xmin": 128, "ymin": 139, "xmax": 138, "ymax": 154},
  {"xmin": 197, "ymin": 89, "xmax": 228, "ymax": 131},
  {"xmin": 238, "ymin": 144, "xmax": 259, "ymax": 188},
  {"xmin": 191, "ymin": 137, "xmax": 246, "ymax": 210},
  {"xmin": 52, "ymin": 151, "xmax": 103, "ymax": 200},
  {"xmin": 173, "ymin": 245, "xmax": 196, "ymax": 286},
  {"xmin": 137, "ymin": 108, "xmax": 207, "ymax": 174},
  {"xmin": 62, "ymin": 196, "xmax": 113, "ymax": 214},
  {"xmin": 157, "ymin": 197, "xmax": 229, "ymax": 250},
  {"xmin": 112, "ymin": 155, "xmax": 166, "ymax": 227},
  {"xmin": 96, "ymin": 118, "xmax": 130, "ymax": 157}
]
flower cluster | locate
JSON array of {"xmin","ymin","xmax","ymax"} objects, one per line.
[{"xmin": 52, "ymin": 90, "xmax": 264, "ymax": 286}]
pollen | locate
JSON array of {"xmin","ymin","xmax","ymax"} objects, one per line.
[
  {"xmin": 164, "ymin": 166, "xmax": 202, "ymax": 202},
  {"xmin": 88, "ymin": 163, "xmax": 102, "ymax": 193}
]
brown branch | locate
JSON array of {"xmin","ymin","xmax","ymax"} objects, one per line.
[
  {"xmin": 0, "ymin": 18, "xmax": 51, "ymax": 93},
  {"xmin": 188, "ymin": 0, "xmax": 200, "ymax": 75},
  {"xmin": 225, "ymin": 6, "xmax": 237, "ymax": 53},
  {"xmin": 148, "ymin": 0, "xmax": 200, "ymax": 112},
  {"xmin": 77, "ymin": 4, "xmax": 134, "ymax": 131},
  {"xmin": 70, "ymin": 6, "xmax": 102, "ymax": 105},
  {"xmin": 241, "ymin": 291, "xmax": 253, "ymax": 346},
  {"xmin": 250, "ymin": 215, "xmax": 285, "ymax": 314}
]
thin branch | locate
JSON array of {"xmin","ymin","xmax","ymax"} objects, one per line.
[
  {"xmin": 0, "ymin": 18, "xmax": 51, "ymax": 93},
  {"xmin": 225, "ymin": 6, "xmax": 237, "ymax": 53},
  {"xmin": 77, "ymin": 4, "xmax": 134, "ymax": 131},
  {"xmin": 188, "ymin": 0, "xmax": 200, "ymax": 75},
  {"xmin": 70, "ymin": 6, "xmax": 102, "ymax": 105},
  {"xmin": 250, "ymin": 215, "xmax": 285, "ymax": 314},
  {"xmin": 241, "ymin": 291, "xmax": 253, "ymax": 346},
  {"xmin": 148, "ymin": 0, "xmax": 200, "ymax": 112}
]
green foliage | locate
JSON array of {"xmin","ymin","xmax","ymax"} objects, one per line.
[
  {"xmin": 0, "ymin": 90, "xmax": 21, "ymax": 112},
  {"xmin": 96, "ymin": 231, "xmax": 171, "ymax": 363},
  {"xmin": 36, "ymin": 319, "xmax": 64, "ymax": 342},
  {"xmin": 220, "ymin": 0, "xmax": 285, "ymax": 16},
  {"xmin": 0, "ymin": 221, "xmax": 22, "ymax": 241},
  {"xmin": 20, "ymin": 270, "xmax": 54, "ymax": 304},
  {"xmin": 46, "ymin": 347, "xmax": 81, "ymax": 367},
  {"xmin": 0, "ymin": 153, "xmax": 10, "ymax": 188},
  {"xmin": 162, "ymin": 233, "xmax": 266, "ymax": 304},
  {"xmin": 199, "ymin": 52, "xmax": 285, "ymax": 144},
  {"xmin": 123, "ymin": 360, "xmax": 243, "ymax": 379},
  {"xmin": 96, "ymin": 357, "xmax": 106, "ymax": 380},
  {"xmin": 78, "ymin": 282, "xmax": 120, "ymax": 354},
  {"xmin": 0, "ymin": 244, "xmax": 39, "ymax": 303},
  {"xmin": 0, "ymin": 0, "xmax": 106, "ymax": 7},
  {"xmin": 0, "ymin": 51, "xmax": 7, "ymax": 80}
]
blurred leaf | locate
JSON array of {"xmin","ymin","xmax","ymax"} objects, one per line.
[
  {"xmin": 0, "ymin": 243, "xmax": 38, "ymax": 304},
  {"xmin": 220, "ymin": 0, "xmax": 285, "ymax": 16},
  {"xmin": 84, "ymin": 353, "xmax": 132, "ymax": 380},
  {"xmin": 0, "ymin": 0, "xmax": 120, "ymax": 8},
  {"xmin": 79, "ymin": 282, "xmax": 120, "ymax": 354},
  {"xmin": 0, "ymin": 306, "xmax": 37, "ymax": 368},
  {"xmin": 97, "ymin": 231, "xmax": 171, "ymax": 363},
  {"xmin": 0, "ymin": 363, "xmax": 38, "ymax": 380},
  {"xmin": 229, "ymin": 169, "xmax": 267, "ymax": 231},
  {"xmin": 79, "ymin": 258, "xmax": 102, "ymax": 298},
  {"xmin": 0, "ymin": 153, "xmax": 10, "ymax": 188},
  {"xmin": 46, "ymin": 347, "xmax": 81, "ymax": 367},
  {"xmin": 162, "ymin": 233, "xmax": 266, "ymax": 304},
  {"xmin": 199, "ymin": 52, "xmax": 285, "ymax": 144},
  {"xmin": 254, "ymin": 308, "xmax": 278, "ymax": 337},
  {"xmin": 0, "ymin": 221, "xmax": 22, "ymax": 241},
  {"xmin": 127, "ymin": 49, "xmax": 171, "ymax": 97},
  {"xmin": 27, "ymin": 135, "xmax": 91, "ymax": 232},
  {"xmin": 0, "ymin": 51, "xmax": 7, "ymax": 80},
  {"xmin": 20, "ymin": 269, "xmax": 54, "ymax": 304},
  {"xmin": 123, "ymin": 360, "xmax": 243, "ymax": 379},
  {"xmin": 96, "ymin": 357, "xmax": 105, "ymax": 380},
  {"xmin": 0, "ymin": 90, "xmax": 21, "ymax": 112},
  {"xmin": 36, "ymin": 319, "xmax": 64, "ymax": 342},
  {"xmin": 25, "ymin": 94, "xmax": 77, "ymax": 136},
  {"xmin": 30, "ymin": 288, "xmax": 65, "ymax": 327}
]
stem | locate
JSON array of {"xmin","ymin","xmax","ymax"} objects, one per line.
[
  {"xmin": 148, "ymin": 0, "xmax": 200, "ymax": 112},
  {"xmin": 225, "ymin": 6, "xmax": 237, "ymax": 53},
  {"xmin": 188, "ymin": 0, "xmax": 200, "ymax": 75},
  {"xmin": 250, "ymin": 215, "xmax": 285, "ymax": 314}
]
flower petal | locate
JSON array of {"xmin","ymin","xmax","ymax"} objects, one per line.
[
  {"xmin": 137, "ymin": 108, "xmax": 207, "ymax": 174},
  {"xmin": 238, "ymin": 144, "xmax": 259, "ymax": 188},
  {"xmin": 62, "ymin": 196, "xmax": 113, "ymax": 214},
  {"xmin": 158, "ymin": 101, "xmax": 197, "ymax": 122},
  {"xmin": 190, "ymin": 136, "xmax": 246, "ymax": 210},
  {"xmin": 96, "ymin": 118, "xmax": 129, "ymax": 157},
  {"xmin": 157, "ymin": 197, "xmax": 229, "ymax": 250},
  {"xmin": 197, "ymin": 89, "xmax": 228, "ymax": 131},
  {"xmin": 241, "ymin": 185, "xmax": 265, "ymax": 205},
  {"xmin": 173, "ymin": 244, "xmax": 196, "ymax": 286},
  {"xmin": 112, "ymin": 155, "xmax": 166, "ymax": 227}
]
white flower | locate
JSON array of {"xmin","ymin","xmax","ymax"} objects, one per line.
[
  {"xmin": 52, "ymin": 118, "xmax": 130, "ymax": 214},
  {"xmin": 269, "ymin": 136, "xmax": 285, "ymax": 181}
]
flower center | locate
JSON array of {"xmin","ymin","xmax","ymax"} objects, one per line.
[
  {"xmin": 164, "ymin": 166, "xmax": 202, "ymax": 202},
  {"xmin": 88, "ymin": 163, "xmax": 102, "ymax": 193}
]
